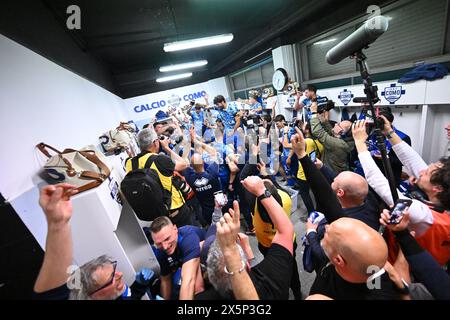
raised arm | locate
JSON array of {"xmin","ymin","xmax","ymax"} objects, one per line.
[
  {"xmin": 241, "ymin": 176, "xmax": 294, "ymax": 254},
  {"xmin": 380, "ymin": 115, "xmax": 427, "ymax": 178},
  {"xmin": 179, "ymin": 258, "xmax": 200, "ymax": 300},
  {"xmin": 216, "ymin": 201, "xmax": 259, "ymax": 299},
  {"xmin": 34, "ymin": 184, "xmax": 78, "ymax": 293},
  {"xmin": 380, "ymin": 211, "xmax": 450, "ymax": 300},
  {"xmin": 160, "ymin": 136, "xmax": 189, "ymax": 172},
  {"xmin": 291, "ymin": 127, "xmax": 343, "ymax": 223},
  {"xmin": 353, "ymin": 120, "xmax": 396, "ymax": 206}
]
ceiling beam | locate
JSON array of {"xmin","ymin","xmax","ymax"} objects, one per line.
[{"xmin": 212, "ymin": 0, "xmax": 338, "ymax": 73}]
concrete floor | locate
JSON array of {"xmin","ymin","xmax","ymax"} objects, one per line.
[{"xmin": 243, "ymin": 189, "xmax": 318, "ymax": 299}]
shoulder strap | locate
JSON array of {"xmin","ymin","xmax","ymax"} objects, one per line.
[
  {"xmin": 36, "ymin": 143, "xmax": 62, "ymax": 158},
  {"xmin": 312, "ymin": 139, "xmax": 322, "ymax": 159},
  {"xmin": 144, "ymin": 154, "xmax": 158, "ymax": 169},
  {"xmin": 131, "ymin": 156, "xmax": 139, "ymax": 171}
]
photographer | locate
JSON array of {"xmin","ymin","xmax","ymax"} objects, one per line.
[
  {"xmin": 310, "ymin": 101, "xmax": 355, "ymax": 173},
  {"xmin": 125, "ymin": 128, "xmax": 192, "ymax": 227},
  {"xmin": 379, "ymin": 210, "xmax": 450, "ymax": 299},
  {"xmin": 367, "ymin": 107, "xmax": 411, "ymax": 187},
  {"xmin": 353, "ymin": 118, "xmax": 450, "ymax": 266}
]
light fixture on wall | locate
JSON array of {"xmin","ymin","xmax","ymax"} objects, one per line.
[
  {"xmin": 159, "ymin": 60, "xmax": 208, "ymax": 72},
  {"xmin": 163, "ymin": 33, "xmax": 234, "ymax": 52},
  {"xmin": 313, "ymin": 38, "xmax": 337, "ymax": 45},
  {"xmin": 156, "ymin": 72, "xmax": 193, "ymax": 83}
]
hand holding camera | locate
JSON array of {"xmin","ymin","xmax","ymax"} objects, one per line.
[{"xmin": 379, "ymin": 199, "xmax": 412, "ymax": 231}]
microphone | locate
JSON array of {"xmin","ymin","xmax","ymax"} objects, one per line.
[{"xmin": 326, "ymin": 16, "xmax": 389, "ymax": 65}]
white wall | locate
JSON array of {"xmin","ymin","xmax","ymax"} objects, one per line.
[
  {"xmin": 424, "ymin": 105, "xmax": 450, "ymax": 163},
  {"xmin": 0, "ymin": 34, "xmax": 128, "ymax": 247},
  {"xmin": 122, "ymin": 76, "xmax": 230, "ymax": 128}
]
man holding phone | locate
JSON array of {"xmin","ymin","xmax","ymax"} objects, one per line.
[{"xmin": 353, "ymin": 119, "xmax": 450, "ymax": 266}]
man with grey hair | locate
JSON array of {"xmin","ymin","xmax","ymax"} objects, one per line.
[
  {"xmin": 33, "ymin": 183, "xmax": 155, "ymax": 300},
  {"xmin": 125, "ymin": 128, "xmax": 191, "ymax": 227},
  {"xmin": 196, "ymin": 177, "xmax": 295, "ymax": 300}
]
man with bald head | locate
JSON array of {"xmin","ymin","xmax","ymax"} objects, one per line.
[
  {"xmin": 291, "ymin": 127, "xmax": 381, "ymax": 230},
  {"xmin": 184, "ymin": 153, "xmax": 221, "ymax": 226},
  {"xmin": 310, "ymin": 217, "xmax": 401, "ymax": 299},
  {"xmin": 310, "ymin": 102, "xmax": 355, "ymax": 173},
  {"xmin": 329, "ymin": 170, "xmax": 380, "ymax": 230}
]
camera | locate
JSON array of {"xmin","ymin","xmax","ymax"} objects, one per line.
[
  {"xmin": 389, "ymin": 199, "xmax": 412, "ymax": 224},
  {"xmin": 288, "ymin": 119, "xmax": 301, "ymax": 128},
  {"xmin": 316, "ymin": 97, "xmax": 335, "ymax": 114},
  {"xmin": 242, "ymin": 113, "xmax": 261, "ymax": 129},
  {"xmin": 284, "ymin": 81, "xmax": 300, "ymax": 96}
]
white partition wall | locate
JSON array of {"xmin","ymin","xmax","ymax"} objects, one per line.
[{"xmin": 0, "ymin": 34, "xmax": 161, "ymax": 286}]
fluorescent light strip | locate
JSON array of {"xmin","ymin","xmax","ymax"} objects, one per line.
[
  {"xmin": 313, "ymin": 38, "xmax": 337, "ymax": 45},
  {"xmin": 159, "ymin": 60, "xmax": 208, "ymax": 73},
  {"xmin": 164, "ymin": 33, "xmax": 233, "ymax": 52},
  {"xmin": 156, "ymin": 72, "xmax": 193, "ymax": 83}
]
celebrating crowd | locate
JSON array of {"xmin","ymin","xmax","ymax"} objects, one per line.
[{"xmin": 33, "ymin": 91, "xmax": 450, "ymax": 300}]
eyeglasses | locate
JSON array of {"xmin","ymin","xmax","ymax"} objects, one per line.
[{"xmin": 89, "ymin": 261, "xmax": 117, "ymax": 296}]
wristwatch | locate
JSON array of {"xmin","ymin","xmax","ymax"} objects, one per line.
[
  {"xmin": 386, "ymin": 130, "xmax": 395, "ymax": 139},
  {"xmin": 257, "ymin": 189, "xmax": 272, "ymax": 201}
]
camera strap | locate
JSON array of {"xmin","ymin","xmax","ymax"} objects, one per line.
[{"xmin": 312, "ymin": 139, "xmax": 322, "ymax": 159}]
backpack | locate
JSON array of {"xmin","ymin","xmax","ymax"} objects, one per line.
[{"xmin": 120, "ymin": 154, "xmax": 172, "ymax": 221}]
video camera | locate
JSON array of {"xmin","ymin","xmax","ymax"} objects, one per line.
[
  {"xmin": 242, "ymin": 112, "xmax": 261, "ymax": 129},
  {"xmin": 283, "ymin": 81, "xmax": 300, "ymax": 96},
  {"xmin": 262, "ymin": 87, "xmax": 274, "ymax": 99},
  {"xmin": 315, "ymin": 96, "xmax": 335, "ymax": 114}
]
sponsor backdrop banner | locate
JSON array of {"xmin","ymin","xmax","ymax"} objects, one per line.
[
  {"xmin": 123, "ymin": 77, "xmax": 230, "ymax": 128},
  {"xmin": 317, "ymin": 76, "xmax": 450, "ymax": 107}
]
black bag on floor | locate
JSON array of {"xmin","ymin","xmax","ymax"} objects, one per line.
[{"xmin": 120, "ymin": 155, "xmax": 171, "ymax": 221}]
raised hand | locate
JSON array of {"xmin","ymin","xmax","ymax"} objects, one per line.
[
  {"xmin": 241, "ymin": 176, "xmax": 266, "ymax": 197},
  {"xmin": 216, "ymin": 200, "xmax": 241, "ymax": 250},
  {"xmin": 291, "ymin": 127, "xmax": 306, "ymax": 158},
  {"xmin": 39, "ymin": 183, "xmax": 78, "ymax": 226},
  {"xmin": 379, "ymin": 209, "xmax": 410, "ymax": 232},
  {"xmin": 352, "ymin": 120, "xmax": 369, "ymax": 144}
]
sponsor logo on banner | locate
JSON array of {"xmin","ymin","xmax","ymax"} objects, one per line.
[
  {"xmin": 381, "ymin": 84, "xmax": 405, "ymax": 104},
  {"xmin": 287, "ymin": 96, "xmax": 296, "ymax": 107},
  {"xmin": 167, "ymin": 94, "xmax": 182, "ymax": 108},
  {"xmin": 133, "ymin": 90, "xmax": 206, "ymax": 113},
  {"xmin": 338, "ymin": 89, "xmax": 354, "ymax": 105}
]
